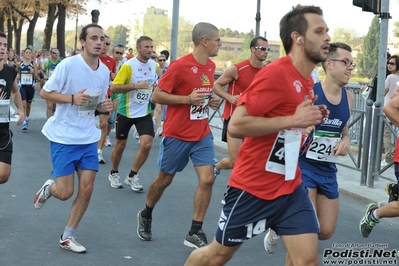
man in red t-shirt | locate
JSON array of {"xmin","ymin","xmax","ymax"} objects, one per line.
[
  {"xmin": 136, "ymin": 22, "xmax": 221, "ymax": 249},
  {"xmin": 97, "ymin": 35, "xmax": 116, "ymax": 163},
  {"xmin": 185, "ymin": 5, "xmax": 330, "ymax": 266},
  {"xmin": 213, "ymin": 36, "xmax": 269, "ymax": 176}
]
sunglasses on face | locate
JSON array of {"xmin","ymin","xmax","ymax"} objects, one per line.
[
  {"xmin": 115, "ymin": 51, "xmax": 123, "ymax": 55},
  {"xmin": 158, "ymin": 59, "xmax": 166, "ymax": 62},
  {"xmin": 254, "ymin": 46, "xmax": 270, "ymax": 51},
  {"xmin": 388, "ymin": 62, "xmax": 396, "ymax": 66}
]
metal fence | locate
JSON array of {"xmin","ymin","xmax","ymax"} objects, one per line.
[{"xmin": 208, "ymin": 80, "xmax": 397, "ymax": 187}]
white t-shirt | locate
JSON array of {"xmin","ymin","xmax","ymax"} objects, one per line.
[
  {"xmin": 42, "ymin": 54, "xmax": 109, "ymax": 144},
  {"xmin": 384, "ymin": 74, "xmax": 399, "ymax": 106}
]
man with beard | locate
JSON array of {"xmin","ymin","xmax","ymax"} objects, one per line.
[
  {"xmin": 265, "ymin": 43, "xmax": 355, "ymax": 266},
  {"xmin": 184, "ymin": 4, "xmax": 330, "ymax": 265}
]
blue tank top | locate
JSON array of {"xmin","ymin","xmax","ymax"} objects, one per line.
[
  {"xmin": 299, "ymin": 82, "xmax": 350, "ymax": 176},
  {"xmin": 19, "ymin": 61, "xmax": 34, "ymax": 87}
]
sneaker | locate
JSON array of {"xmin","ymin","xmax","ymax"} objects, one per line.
[
  {"xmin": 133, "ymin": 130, "xmax": 140, "ymax": 141},
  {"xmin": 22, "ymin": 120, "xmax": 28, "ymax": 130},
  {"xmin": 137, "ymin": 210, "xmax": 152, "ymax": 241},
  {"xmin": 386, "ymin": 182, "xmax": 398, "ymax": 203},
  {"xmin": 359, "ymin": 203, "xmax": 380, "ymax": 238},
  {"xmin": 33, "ymin": 179, "xmax": 55, "ymax": 210},
  {"xmin": 108, "ymin": 172, "xmax": 123, "ymax": 188},
  {"xmin": 124, "ymin": 175, "xmax": 143, "ymax": 192},
  {"xmin": 264, "ymin": 228, "xmax": 280, "ymax": 254},
  {"xmin": 98, "ymin": 151, "xmax": 105, "ymax": 164},
  {"xmin": 183, "ymin": 230, "xmax": 208, "ymax": 249},
  {"xmin": 59, "ymin": 235, "xmax": 87, "ymax": 253},
  {"xmin": 104, "ymin": 136, "xmax": 112, "ymax": 147},
  {"xmin": 213, "ymin": 158, "xmax": 220, "ymax": 178},
  {"xmin": 155, "ymin": 127, "xmax": 162, "ymax": 137}
]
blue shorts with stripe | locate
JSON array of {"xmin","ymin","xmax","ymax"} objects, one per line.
[
  {"xmin": 157, "ymin": 132, "xmax": 215, "ymax": 174},
  {"xmin": 301, "ymin": 168, "xmax": 339, "ymax": 199},
  {"xmin": 50, "ymin": 142, "xmax": 98, "ymax": 177},
  {"xmin": 215, "ymin": 183, "xmax": 319, "ymax": 247}
]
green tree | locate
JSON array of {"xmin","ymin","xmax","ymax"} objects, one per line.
[
  {"xmin": 358, "ymin": 16, "xmax": 380, "ymax": 78},
  {"xmin": 331, "ymin": 27, "xmax": 361, "ymax": 49},
  {"xmin": 106, "ymin": 25, "xmax": 128, "ymax": 48},
  {"xmin": 394, "ymin": 21, "xmax": 399, "ymax": 37}
]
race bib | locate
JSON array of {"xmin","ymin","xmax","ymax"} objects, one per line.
[
  {"xmin": 305, "ymin": 130, "xmax": 341, "ymax": 162},
  {"xmin": 132, "ymin": 88, "xmax": 152, "ymax": 104},
  {"xmin": 190, "ymin": 95, "xmax": 210, "ymax": 120},
  {"xmin": 78, "ymin": 92, "xmax": 100, "ymax": 117},
  {"xmin": 0, "ymin": 99, "xmax": 10, "ymax": 123},
  {"xmin": 49, "ymin": 69, "xmax": 54, "ymax": 78},
  {"xmin": 266, "ymin": 129, "xmax": 302, "ymax": 181},
  {"xmin": 21, "ymin": 73, "xmax": 33, "ymax": 85}
]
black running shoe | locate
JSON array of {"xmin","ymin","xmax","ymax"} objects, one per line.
[{"xmin": 385, "ymin": 182, "xmax": 398, "ymax": 203}]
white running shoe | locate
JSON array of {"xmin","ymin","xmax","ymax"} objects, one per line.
[
  {"xmin": 98, "ymin": 151, "xmax": 105, "ymax": 164},
  {"xmin": 124, "ymin": 175, "xmax": 143, "ymax": 192},
  {"xmin": 133, "ymin": 130, "xmax": 140, "ymax": 140},
  {"xmin": 264, "ymin": 228, "xmax": 280, "ymax": 254},
  {"xmin": 104, "ymin": 136, "xmax": 112, "ymax": 147},
  {"xmin": 155, "ymin": 127, "xmax": 162, "ymax": 137},
  {"xmin": 59, "ymin": 235, "xmax": 87, "ymax": 253},
  {"xmin": 33, "ymin": 179, "xmax": 55, "ymax": 210},
  {"xmin": 108, "ymin": 172, "xmax": 123, "ymax": 188}
]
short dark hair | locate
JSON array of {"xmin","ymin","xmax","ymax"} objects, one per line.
[
  {"xmin": 322, "ymin": 42, "xmax": 353, "ymax": 71},
  {"xmin": 250, "ymin": 37, "xmax": 268, "ymax": 48},
  {"xmin": 279, "ymin": 5, "xmax": 323, "ymax": 54},
  {"xmin": 0, "ymin": 31, "xmax": 6, "ymax": 39},
  {"xmin": 160, "ymin": 50, "xmax": 170, "ymax": 60},
  {"xmin": 112, "ymin": 44, "xmax": 125, "ymax": 53},
  {"xmin": 79, "ymin": 24, "xmax": 103, "ymax": 42},
  {"xmin": 327, "ymin": 42, "xmax": 352, "ymax": 58},
  {"xmin": 136, "ymin": 36, "xmax": 153, "ymax": 47}
]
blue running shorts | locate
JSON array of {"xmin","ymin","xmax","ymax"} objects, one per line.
[
  {"xmin": 301, "ymin": 168, "xmax": 339, "ymax": 199},
  {"xmin": 215, "ymin": 183, "xmax": 319, "ymax": 247},
  {"xmin": 157, "ymin": 132, "xmax": 215, "ymax": 174},
  {"xmin": 50, "ymin": 142, "xmax": 98, "ymax": 177}
]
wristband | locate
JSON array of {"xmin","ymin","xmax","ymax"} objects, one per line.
[{"xmin": 71, "ymin": 94, "xmax": 74, "ymax": 106}]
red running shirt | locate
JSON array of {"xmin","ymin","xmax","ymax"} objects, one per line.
[
  {"xmin": 158, "ymin": 53, "xmax": 215, "ymax": 141},
  {"xmin": 228, "ymin": 56, "xmax": 314, "ymax": 200}
]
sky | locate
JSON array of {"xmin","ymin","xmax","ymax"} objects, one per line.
[{"xmin": 37, "ymin": 0, "xmax": 399, "ymax": 41}]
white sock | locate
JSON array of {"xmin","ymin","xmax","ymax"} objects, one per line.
[{"xmin": 371, "ymin": 209, "xmax": 380, "ymax": 220}]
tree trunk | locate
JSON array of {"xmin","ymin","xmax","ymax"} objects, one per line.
[
  {"xmin": 0, "ymin": 15, "xmax": 4, "ymax": 32},
  {"xmin": 56, "ymin": 3, "xmax": 66, "ymax": 57},
  {"xmin": 7, "ymin": 19, "xmax": 12, "ymax": 49},
  {"xmin": 43, "ymin": 3, "xmax": 57, "ymax": 51},
  {"xmin": 13, "ymin": 17, "xmax": 24, "ymax": 56},
  {"xmin": 26, "ymin": 12, "xmax": 39, "ymax": 48}
]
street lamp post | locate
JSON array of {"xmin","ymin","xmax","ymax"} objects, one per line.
[
  {"xmin": 91, "ymin": 10, "xmax": 100, "ymax": 24},
  {"xmin": 74, "ymin": 9, "xmax": 78, "ymax": 49},
  {"xmin": 255, "ymin": 0, "xmax": 261, "ymax": 36}
]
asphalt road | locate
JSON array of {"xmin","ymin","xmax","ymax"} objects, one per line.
[{"xmin": 1, "ymin": 96, "xmax": 399, "ymax": 265}]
